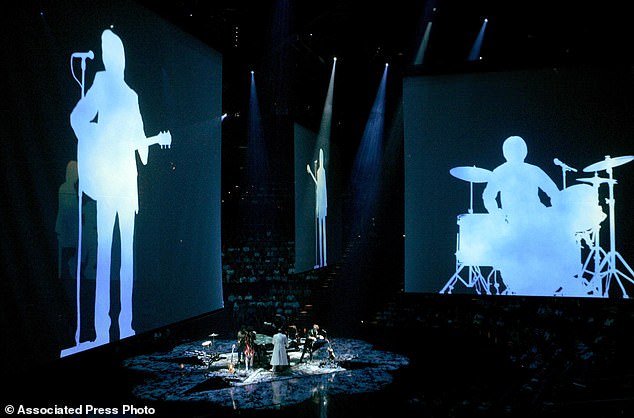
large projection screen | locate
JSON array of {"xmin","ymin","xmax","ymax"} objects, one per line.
[
  {"xmin": 403, "ymin": 64, "xmax": 634, "ymax": 298},
  {"xmin": 1, "ymin": 0, "xmax": 223, "ymax": 368}
]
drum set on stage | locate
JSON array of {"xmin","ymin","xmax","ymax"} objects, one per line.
[{"xmin": 441, "ymin": 155, "xmax": 634, "ymax": 298}]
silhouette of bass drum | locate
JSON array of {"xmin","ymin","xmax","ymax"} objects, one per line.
[{"xmin": 455, "ymin": 213, "xmax": 508, "ymax": 267}]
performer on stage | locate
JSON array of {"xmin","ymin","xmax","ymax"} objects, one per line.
[
  {"xmin": 243, "ymin": 328, "xmax": 256, "ymax": 371},
  {"xmin": 270, "ymin": 328, "xmax": 289, "ymax": 372},
  {"xmin": 299, "ymin": 323, "xmax": 326, "ymax": 363},
  {"xmin": 237, "ymin": 326, "xmax": 247, "ymax": 365}
]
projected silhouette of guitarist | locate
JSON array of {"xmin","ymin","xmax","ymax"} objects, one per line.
[{"xmin": 65, "ymin": 29, "xmax": 171, "ymax": 355}]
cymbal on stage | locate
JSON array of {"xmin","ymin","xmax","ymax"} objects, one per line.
[
  {"xmin": 209, "ymin": 333, "xmax": 219, "ymax": 337},
  {"xmin": 450, "ymin": 166, "xmax": 492, "ymax": 183},
  {"xmin": 583, "ymin": 155, "xmax": 634, "ymax": 173}
]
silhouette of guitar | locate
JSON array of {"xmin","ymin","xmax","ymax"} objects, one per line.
[
  {"xmin": 138, "ymin": 130, "xmax": 172, "ymax": 164},
  {"xmin": 78, "ymin": 129, "xmax": 171, "ymax": 199},
  {"xmin": 150, "ymin": 130, "xmax": 172, "ymax": 149}
]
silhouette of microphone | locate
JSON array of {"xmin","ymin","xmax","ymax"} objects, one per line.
[
  {"xmin": 72, "ymin": 51, "xmax": 94, "ymax": 61},
  {"xmin": 554, "ymin": 158, "xmax": 577, "ymax": 172}
]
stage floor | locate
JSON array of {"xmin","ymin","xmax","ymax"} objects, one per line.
[{"xmin": 122, "ymin": 337, "xmax": 409, "ymax": 412}]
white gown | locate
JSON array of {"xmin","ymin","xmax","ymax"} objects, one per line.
[{"xmin": 270, "ymin": 332, "xmax": 289, "ymax": 366}]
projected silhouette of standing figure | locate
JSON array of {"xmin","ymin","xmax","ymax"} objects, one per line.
[
  {"xmin": 56, "ymin": 160, "xmax": 79, "ymax": 280},
  {"xmin": 482, "ymin": 136, "xmax": 581, "ymax": 296},
  {"xmin": 55, "ymin": 160, "xmax": 79, "ymax": 279},
  {"xmin": 66, "ymin": 29, "xmax": 170, "ymax": 355},
  {"xmin": 56, "ymin": 160, "xmax": 98, "ymax": 284},
  {"xmin": 307, "ymin": 148, "xmax": 327, "ymax": 268}
]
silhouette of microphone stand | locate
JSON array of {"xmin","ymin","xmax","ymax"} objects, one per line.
[
  {"xmin": 61, "ymin": 51, "xmax": 94, "ymax": 357},
  {"xmin": 441, "ymin": 166, "xmax": 500, "ymax": 295}
]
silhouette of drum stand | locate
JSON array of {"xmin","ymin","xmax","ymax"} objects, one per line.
[
  {"xmin": 581, "ymin": 155, "xmax": 634, "ymax": 297},
  {"xmin": 441, "ymin": 166, "xmax": 502, "ymax": 295},
  {"xmin": 571, "ymin": 174, "xmax": 611, "ymax": 295}
]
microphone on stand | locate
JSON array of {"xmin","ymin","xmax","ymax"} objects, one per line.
[
  {"xmin": 71, "ymin": 51, "xmax": 94, "ymax": 61},
  {"xmin": 554, "ymin": 158, "xmax": 577, "ymax": 172},
  {"xmin": 70, "ymin": 50, "xmax": 94, "ymax": 98}
]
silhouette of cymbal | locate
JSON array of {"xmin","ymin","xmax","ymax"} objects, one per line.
[
  {"xmin": 450, "ymin": 166, "xmax": 492, "ymax": 183},
  {"xmin": 209, "ymin": 333, "xmax": 219, "ymax": 337},
  {"xmin": 583, "ymin": 155, "xmax": 634, "ymax": 173},
  {"xmin": 576, "ymin": 177, "xmax": 615, "ymax": 187}
]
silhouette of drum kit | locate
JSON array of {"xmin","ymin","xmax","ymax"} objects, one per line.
[{"xmin": 441, "ymin": 155, "xmax": 634, "ymax": 298}]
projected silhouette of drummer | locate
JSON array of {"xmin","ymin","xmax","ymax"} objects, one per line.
[
  {"xmin": 65, "ymin": 29, "xmax": 170, "ymax": 355},
  {"xmin": 481, "ymin": 136, "xmax": 584, "ymax": 296}
]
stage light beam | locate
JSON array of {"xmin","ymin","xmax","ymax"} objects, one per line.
[
  {"xmin": 349, "ymin": 65, "xmax": 388, "ymax": 235},
  {"xmin": 467, "ymin": 18, "xmax": 489, "ymax": 61},
  {"xmin": 413, "ymin": 1, "xmax": 438, "ymax": 66},
  {"xmin": 247, "ymin": 71, "xmax": 267, "ymax": 190},
  {"xmin": 414, "ymin": 21, "xmax": 433, "ymax": 65}
]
